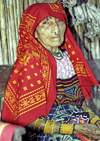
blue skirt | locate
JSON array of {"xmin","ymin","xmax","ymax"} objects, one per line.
[{"xmin": 28, "ymin": 104, "xmax": 89, "ymax": 141}]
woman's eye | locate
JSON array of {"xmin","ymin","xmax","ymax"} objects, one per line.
[
  {"xmin": 40, "ymin": 19, "xmax": 48, "ymax": 25},
  {"xmin": 57, "ymin": 19, "xmax": 61, "ymax": 22},
  {"xmin": 43, "ymin": 21, "xmax": 48, "ymax": 24}
]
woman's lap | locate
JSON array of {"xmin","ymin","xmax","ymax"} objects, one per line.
[{"xmin": 27, "ymin": 104, "xmax": 89, "ymax": 141}]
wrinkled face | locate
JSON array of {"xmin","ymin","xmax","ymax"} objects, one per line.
[{"xmin": 34, "ymin": 16, "xmax": 66, "ymax": 52}]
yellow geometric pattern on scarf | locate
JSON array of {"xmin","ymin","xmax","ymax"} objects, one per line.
[
  {"xmin": 64, "ymin": 37, "xmax": 90, "ymax": 77},
  {"xmin": 73, "ymin": 62, "xmax": 90, "ymax": 76},
  {"xmin": 20, "ymin": 14, "xmax": 36, "ymax": 34},
  {"xmin": 48, "ymin": 3, "xmax": 67, "ymax": 18},
  {"xmin": 5, "ymin": 82, "xmax": 46, "ymax": 123}
]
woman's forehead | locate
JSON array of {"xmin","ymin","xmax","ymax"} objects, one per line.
[{"xmin": 41, "ymin": 16, "xmax": 63, "ymax": 22}]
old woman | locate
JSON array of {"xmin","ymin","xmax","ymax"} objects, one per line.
[{"xmin": 2, "ymin": 2, "xmax": 100, "ymax": 141}]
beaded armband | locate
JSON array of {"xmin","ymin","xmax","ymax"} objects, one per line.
[
  {"xmin": 34, "ymin": 119, "xmax": 74, "ymax": 135},
  {"xmin": 60, "ymin": 123, "xmax": 74, "ymax": 134},
  {"xmin": 90, "ymin": 116, "xmax": 100, "ymax": 124},
  {"xmin": 86, "ymin": 110, "xmax": 100, "ymax": 124},
  {"xmin": 43, "ymin": 120, "xmax": 55, "ymax": 134}
]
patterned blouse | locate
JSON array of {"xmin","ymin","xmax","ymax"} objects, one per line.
[{"xmin": 50, "ymin": 49, "xmax": 84, "ymax": 106}]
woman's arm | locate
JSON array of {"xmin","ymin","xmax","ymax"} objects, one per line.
[
  {"xmin": 82, "ymin": 100, "xmax": 100, "ymax": 126},
  {"xmin": 26, "ymin": 117, "xmax": 100, "ymax": 140},
  {"xmin": 74, "ymin": 123, "xmax": 100, "ymax": 140},
  {"xmin": 27, "ymin": 118, "xmax": 74, "ymax": 134}
]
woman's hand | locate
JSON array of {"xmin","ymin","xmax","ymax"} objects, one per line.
[
  {"xmin": 74, "ymin": 123, "xmax": 100, "ymax": 140},
  {"xmin": 96, "ymin": 120, "xmax": 100, "ymax": 129},
  {"xmin": 82, "ymin": 100, "xmax": 91, "ymax": 111},
  {"xmin": 12, "ymin": 127, "xmax": 26, "ymax": 141}
]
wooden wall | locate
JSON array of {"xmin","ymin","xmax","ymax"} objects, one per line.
[
  {"xmin": 69, "ymin": 0, "xmax": 100, "ymax": 116},
  {"xmin": 0, "ymin": 0, "xmax": 100, "ymax": 64},
  {"xmin": 0, "ymin": 0, "xmax": 100, "ymax": 115}
]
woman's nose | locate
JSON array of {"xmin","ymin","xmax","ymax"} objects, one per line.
[{"xmin": 51, "ymin": 20, "xmax": 60, "ymax": 35}]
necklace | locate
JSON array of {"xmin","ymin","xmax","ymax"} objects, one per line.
[{"xmin": 49, "ymin": 48, "xmax": 63, "ymax": 60}]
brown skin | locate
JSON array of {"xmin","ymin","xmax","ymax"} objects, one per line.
[
  {"xmin": 34, "ymin": 16, "xmax": 66, "ymax": 52},
  {"xmin": 96, "ymin": 121, "xmax": 100, "ymax": 129},
  {"xmin": 27, "ymin": 16, "xmax": 100, "ymax": 140},
  {"xmin": 74, "ymin": 123, "xmax": 100, "ymax": 140}
]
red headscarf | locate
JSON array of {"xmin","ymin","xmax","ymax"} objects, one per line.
[{"xmin": 2, "ymin": 2, "xmax": 99, "ymax": 126}]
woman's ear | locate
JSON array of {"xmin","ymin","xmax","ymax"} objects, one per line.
[{"xmin": 34, "ymin": 30, "xmax": 38, "ymax": 38}]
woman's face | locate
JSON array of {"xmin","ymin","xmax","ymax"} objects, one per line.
[{"xmin": 34, "ymin": 16, "xmax": 66, "ymax": 52}]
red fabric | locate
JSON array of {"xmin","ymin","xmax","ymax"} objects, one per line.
[
  {"xmin": 0, "ymin": 121, "xmax": 19, "ymax": 141},
  {"xmin": 63, "ymin": 28, "xmax": 99, "ymax": 99},
  {"xmin": 1, "ymin": 2, "xmax": 99, "ymax": 127},
  {"xmin": 76, "ymin": 134, "xmax": 96, "ymax": 141}
]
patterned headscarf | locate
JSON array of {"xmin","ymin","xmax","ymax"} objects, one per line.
[{"xmin": 2, "ymin": 2, "xmax": 99, "ymax": 126}]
